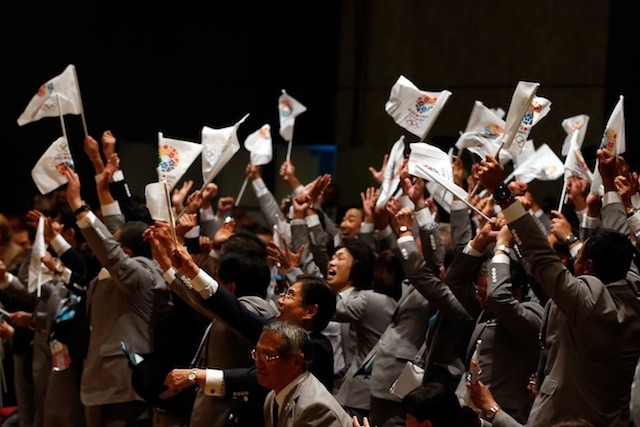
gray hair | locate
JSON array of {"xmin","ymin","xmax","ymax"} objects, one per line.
[{"xmin": 263, "ymin": 320, "xmax": 313, "ymax": 370}]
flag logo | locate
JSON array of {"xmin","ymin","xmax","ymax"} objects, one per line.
[
  {"xmin": 484, "ymin": 123, "xmax": 504, "ymax": 138},
  {"xmin": 158, "ymin": 144, "xmax": 179, "ymax": 173},
  {"xmin": 415, "ymin": 95, "xmax": 437, "ymax": 114},
  {"xmin": 279, "ymin": 100, "xmax": 293, "ymax": 117},
  {"xmin": 601, "ymin": 129, "xmax": 617, "ymax": 150}
]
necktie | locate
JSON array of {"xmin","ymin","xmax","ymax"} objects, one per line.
[{"xmin": 272, "ymin": 400, "xmax": 279, "ymax": 427}]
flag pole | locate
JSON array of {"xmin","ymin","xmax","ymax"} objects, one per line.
[
  {"xmin": 71, "ymin": 65, "xmax": 89, "ymax": 137},
  {"xmin": 558, "ymin": 179, "xmax": 568, "ymax": 212},
  {"xmin": 286, "ymin": 139, "xmax": 293, "ymax": 163},
  {"xmin": 55, "ymin": 95, "xmax": 68, "ymax": 142},
  {"xmin": 235, "ymin": 176, "xmax": 249, "ymax": 207},
  {"xmin": 162, "ymin": 180, "xmax": 179, "ymax": 249}
]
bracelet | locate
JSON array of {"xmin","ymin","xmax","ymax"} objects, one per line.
[
  {"xmin": 627, "ymin": 209, "xmax": 637, "ymax": 218},
  {"xmin": 73, "ymin": 202, "xmax": 90, "ymax": 216}
]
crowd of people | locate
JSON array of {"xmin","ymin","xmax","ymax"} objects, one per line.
[{"xmin": 1, "ymin": 128, "xmax": 639, "ymax": 427}]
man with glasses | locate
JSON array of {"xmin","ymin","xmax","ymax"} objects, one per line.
[{"xmin": 255, "ymin": 320, "xmax": 351, "ymax": 427}]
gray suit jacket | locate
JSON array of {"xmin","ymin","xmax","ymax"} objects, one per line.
[
  {"xmin": 495, "ymin": 202, "xmax": 640, "ymax": 427},
  {"xmin": 333, "ymin": 289, "xmax": 396, "ymax": 410},
  {"xmin": 263, "ymin": 372, "xmax": 352, "ymax": 427},
  {"xmin": 79, "ymin": 214, "xmax": 173, "ymax": 406},
  {"xmin": 364, "ymin": 280, "xmax": 432, "ymax": 402},
  {"xmin": 397, "ymin": 228, "xmax": 475, "ymax": 391},
  {"xmin": 457, "ymin": 260, "xmax": 543, "ymax": 424}
]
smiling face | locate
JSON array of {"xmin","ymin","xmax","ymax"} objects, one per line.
[
  {"xmin": 339, "ymin": 208, "xmax": 364, "ymax": 238},
  {"xmin": 276, "ymin": 282, "xmax": 314, "ymax": 327},
  {"xmin": 326, "ymin": 247, "xmax": 354, "ymax": 293}
]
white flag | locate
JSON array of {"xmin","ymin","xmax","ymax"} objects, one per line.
[
  {"xmin": 145, "ymin": 182, "xmax": 171, "ymax": 222},
  {"xmin": 590, "ymin": 96, "xmax": 626, "ymax": 195},
  {"xmin": 201, "ymin": 113, "xmax": 249, "ymax": 185},
  {"xmin": 31, "ymin": 136, "xmax": 75, "ymax": 194},
  {"xmin": 502, "ymin": 81, "xmax": 540, "ymax": 152},
  {"xmin": 407, "ymin": 142, "xmax": 454, "ymax": 183},
  {"xmin": 455, "ymin": 101, "xmax": 513, "ymax": 165},
  {"xmin": 18, "ymin": 64, "xmax": 83, "ymax": 126},
  {"xmin": 278, "ymin": 91, "xmax": 307, "ymax": 142},
  {"xmin": 561, "ymin": 114, "xmax": 590, "ymax": 155},
  {"xmin": 376, "ymin": 135, "xmax": 406, "ymax": 208},
  {"xmin": 28, "ymin": 216, "xmax": 47, "ymax": 294},
  {"xmin": 513, "ymin": 139, "xmax": 536, "ymax": 170},
  {"xmin": 563, "ymin": 131, "xmax": 593, "ymax": 182},
  {"xmin": 385, "ymin": 75, "xmax": 452, "ymax": 141},
  {"xmin": 408, "ymin": 141, "xmax": 462, "ymax": 211},
  {"xmin": 157, "ymin": 133, "xmax": 203, "ymax": 191},
  {"xmin": 508, "ymin": 143, "xmax": 564, "ymax": 184},
  {"xmin": 244, "ymin": 124, "xmax": 273, "ymax": 166}
]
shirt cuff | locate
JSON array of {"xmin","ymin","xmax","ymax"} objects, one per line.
[
  {"xmin": 397, "ymin": 235, "xmax": 414, "ymax": 244},
  {"xmin": 191, "ymin": 269, "xmax": 218, "ymax": 295},
  {"xmin": 292, "ymin": 185, "xmax": 304, "ymax": 197},
  {"xmin": 77, "ymin": 211, "xmax": 98, "ymax": 228},
  {"xmin": 290, "ymin": 219, "xmax": 306, "ymax": 227},
  {"xmin": 100, "ymin": 201, "xmax": 122, "ymax": 216},
  {"xmin": 628, "ymin": 211, "xmax": 640, "ymax": 237},
  {"xmin": 501, "ymin": 201, "xmax": 528, "ymax": 223},
  {"xmin": 184, "ymin": 226, "xmax": 200, "ymax": 239},
  {"xmin": 581, "ymin": 214, "xmax": 601, "ymax": 230},
  {"xmin": 305, "ymin": 214, "xmax": 321, "ymax": 228},
  {"xmin": 162, "ymin": 267, "xmax": 177, "ymax": 285},
  {"xmin": 463, "ymin": 242, "xmax": 484, "ymax": 257},
  {"xmin": 491, "ymin": 253, "xmax": 510, "ymax": 264},
  {"xmin": 112, "ymin": 170, "xmax": 125, "ymax": 182},
  {"xmin": 204, "ymin": 369, "xmax": 225, "ymax": 396},
  {"xmin": 602, "ymin": 191, "xmax": 622, "ymax": 206},
  {"xmin": 251, "ymin": 178, "xmax": 270, "ymax": 198},
  {"xmin": 200, "ymin": 207, "xmax": 215, "ymax": 221},
  {"xmin": 451, "ymin": 199, "xmax": 468, "ymax": 211},
  {"xmin": 415, "ymin": 208, "xmax": 436, "ymax": 229},
  {"xmin": 632, "ymin": 193, "xmax": 640, "ymax": 210},
  {"xmin": 570, "ymin": 242, "xmax": 583, "ymax": 259},
  {"xmin": 359, "ymin": 222, "xmax": 374, "ymax": 234},
  {"xmin": 49, "ymin": 234, "xmax": 71, "ymax": 255}
]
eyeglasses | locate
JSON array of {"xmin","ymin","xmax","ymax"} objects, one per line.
[
  {"xmin": 279, "ymin": 291, "xmax": 302, "ymax": 302},
  {"xmin": 251, "ymin": 349, "xmax": 282, "ymax": 362}
]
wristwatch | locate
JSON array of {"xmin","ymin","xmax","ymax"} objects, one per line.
[
  {"xmin": 492, "ymin": 185, "xmax": 515, "ymax": 206},
  {"xmin": 399, "ymin": 225, "xmax": 412, "ymax": 234},
  {"xmin": 565, "ymin": 234, "xmax": 579, "ymax": 245},
  {"xmin": 493, "ymin": 244, "xmax": 511, "ymax": 255},
  {"xmin": 73, "ymin": 202, "xmax": 91, "ymax": 216},
  {"xmin": 483, "ymin": 404, "xmax": 501, "ymax": 421},
  {"xmin": 187, "ymin": 369, "xmax": 198, "ymax": 383}
]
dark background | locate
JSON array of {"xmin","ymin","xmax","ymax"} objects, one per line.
[{"xmin": 2, "ymin": 2, "xmax": 638, "ymax": 216}]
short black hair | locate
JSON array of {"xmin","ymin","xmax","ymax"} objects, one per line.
[
  {"xmin": 582, "ymin": 228, "xmax": 634, "ymax": 284},
  {"xmin": 223, "ymin": 230, "xmax": 268, "ymax": 259},
  {"xmin": 296, "ymin": 275, "xmax": 336, "ymax": 332},
  {"xmin": 372, "ymin": 249, "xmax": 404, "ymax": 301},
  {"xmin": 336, "ymin": 239, "xmax": 375, "ymax": 290},
  {"xmin": 402, "ymin": 383, "xmax": 480, "ymax": 426},
  {"xmin": 218, "ymin": 251, "xmax": 271, "ymax": 298},
  {"xmin": 117, "ymin": 221, "xmax": 151, "ymax": 258}
]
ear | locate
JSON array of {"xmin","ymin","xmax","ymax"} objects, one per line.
[
  {"xmin": 292, "ymin": 353, "xmax": 305, "ymax": 369},
  {"xmin": 584, "ymin": 258, "xmax": 594, "ymax": 275},
  {"xmin": 303, "ymin": 303, "xmax": 318, "ymax": 322}
]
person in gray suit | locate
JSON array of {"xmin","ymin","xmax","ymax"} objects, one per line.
[
  {"xmin": 61, "ymin": 163, "xmax": 174, "ymax": 427},
  {"xmin": 453, "ymin": 220, "xmax": 543, "ymax": 424},
  {"xmin": 329, "ymin": 242, "xmax": 398, "ymax": 419},
  {"xmin": 471, "ymin": 149, "xmax": 640, "ymax": 426},
  {"xmin": 258, "ymin": 320, "xmax": 352, "ymax": 427}
]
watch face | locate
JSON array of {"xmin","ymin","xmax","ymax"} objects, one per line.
[
  {"xmin": 493, "ymin": 186, "xmax": 511, "ymax": 203},
  {"xmin": 188, "ymin": 371, "xmax": 197, "ymax": 382}
]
